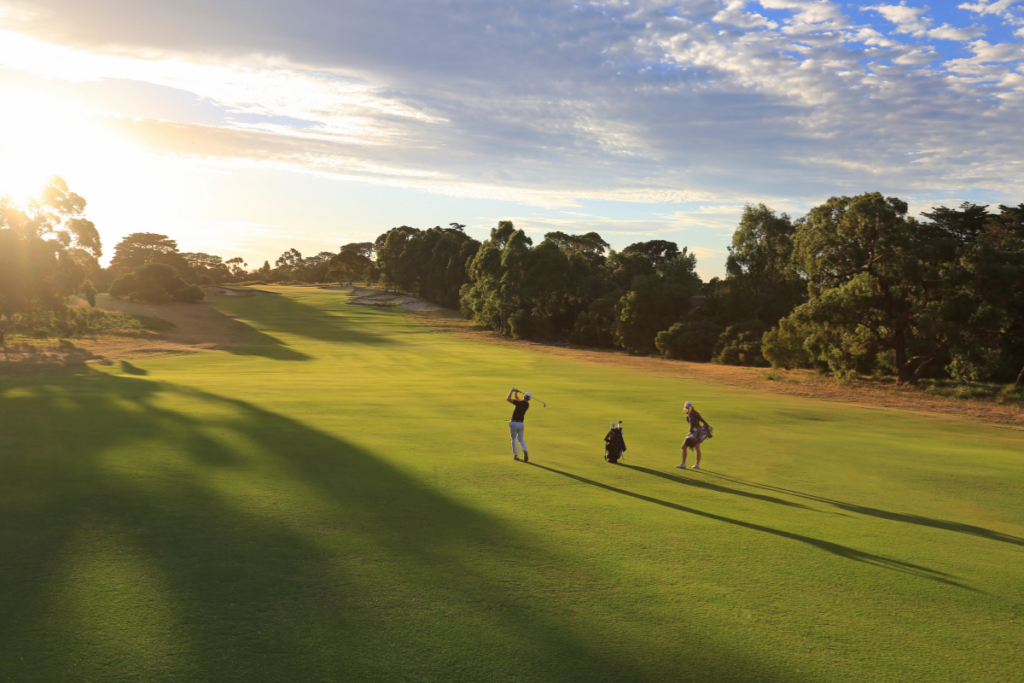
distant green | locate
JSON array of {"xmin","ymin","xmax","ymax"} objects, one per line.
[{"xmin": 1, "ymin": 287, "xmax": 1021, "ymax": 682}]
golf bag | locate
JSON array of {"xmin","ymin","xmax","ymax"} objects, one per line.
[
  {"xmin": 685, "ymin": 425, "xmax": 713, "ymax": 448},
  {"xmin": 604, "ymin": 422, "xmax": 627, "ymax": 463}
]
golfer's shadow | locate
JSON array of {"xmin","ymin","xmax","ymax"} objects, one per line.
[
  {"xmin": 528, "ymin": 462, "xmax": 979, "ymax": 592},
  {"xmin": 618, "ymin": 464, "xmax": 824, "ymax": 512},
  {"xmin": 701, "ymin": 470, "xmax": 1024, "ymax": 548}
]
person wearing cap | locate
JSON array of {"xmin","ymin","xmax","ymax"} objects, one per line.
[
  {"xmin": 678, "ymin": 400, "xmax": 711, "ymax": 470},
  {"xmin": 506, "ymin": 387, "xmax": 531, "ymax": 462}
]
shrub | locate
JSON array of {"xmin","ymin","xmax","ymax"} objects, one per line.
[
  {"xmin": 174, "ymin": 284, "xmax": 206, "ymax": 303},
  {"xmin": 762, "ymin": 317, "xmax": 814, "ymax": 370},
  {"xmin": 109, "ymin": 263, "xmax": 205, "ymax": 304},
  {"xmin": 508, "ymin": 310, "xmax": 533, "ymax": 339},
  {"xmin": 713, "ymin": 320, "xmax": 768, "ymax": 367},
  {"xmin": 655, "ymin": 319, "xmax": 723, "ymax": 362},
  {"xmin": 109, "ymin": 273, "xmax": 139, "ymax": 299},
  {"xmin": 81, "ymin": 280, "xmax": 98, "ymax": 307},
  {"xmin": 136, "ymin": 284, "xmax": 172, "ymax": 304}
]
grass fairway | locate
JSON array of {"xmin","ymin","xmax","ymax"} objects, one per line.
[{"xmin": 2, "ymin": 287, "xmax": 1022, "ymax": 682}]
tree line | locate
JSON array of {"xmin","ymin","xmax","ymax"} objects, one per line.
[
  {"xmin": 3, "ymin": 179, "xmax": 1021, "ymax": 387},
  {"xmin": 364, "ymin": 195, "xmax": 1024, "ymax": 387}
]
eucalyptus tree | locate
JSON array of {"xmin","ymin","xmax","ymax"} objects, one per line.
[
  {"xmin": 0, "ymin": 177, "xmax": 102, "ymax": 337},
  {"xmin": 783, "ymin": 193, "xmax": 1021, "ymax": 384}
]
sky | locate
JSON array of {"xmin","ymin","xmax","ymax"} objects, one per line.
[{"xmin": 1, "ymin": 0, "xmax": 1023, "ymax": 279}]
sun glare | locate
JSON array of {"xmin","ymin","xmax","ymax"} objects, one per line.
[{"xmin": 0, "ymin": 95, "xmax": 138, "ymax": 205}]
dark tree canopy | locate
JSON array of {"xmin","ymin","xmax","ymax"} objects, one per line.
[
  {"xmin": 920, "ymin": 202, "xmax": 990, "ymax": 246},
  {"xmin": 340, "ymin": 242, "xmax": 374, "ymax": 259},
  {"xmin": 110, "ymin": 233, "xmax": 190, "ymax": 277},
  {"xmin": 544, "ymin": 231, "xmax": 610, "ymax": 265},
  {"xmin": 764, "ymin": 193, "xmax": 1024, "ymax": 384},
  {"xmin": 622, "ymin": 240, "xmax": 680, "ymax": 269}
]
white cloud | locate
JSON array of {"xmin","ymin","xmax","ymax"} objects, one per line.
[
  {"xmin": 758, "ymin": 0, "xmax": 845, "ymax": 25},
  {"xmin": 0, "ymin": 0, "xmax": 1022, "ymax": 224},
  {"xmin": 713, "ymin": 1, "xmax": 778, "ymax": 29},
  {"xmin": 865, "ymin": 3, "xmax": 932, "ymax": 37},
  {"xmin": 848, "ymin": 27, "xmax": 899, "ymax": 47},
  {"xmin": 893, "ymin": 47, "xmax": 941, "ymax": 65},
  {"xmin": 957, "ymin": 0, "xmax": 1019, "ymax": 17},
  {"xmin": 928, "ymin": 23, "xmax": 986, "ymax": 41},
  {"xmin": 946, "ymin": 39, "xmax": 1024, "ymax": 75}
]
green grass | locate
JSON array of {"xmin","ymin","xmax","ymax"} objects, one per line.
[{"xmin": 1, "ymin": 287, "xmax": 1022, "ymax": 682}]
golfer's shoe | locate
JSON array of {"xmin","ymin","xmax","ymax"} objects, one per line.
[
  {"xmin": 691, "ymin": 464, "xmax": 700, "ymax": 470},
  {"xmin": 675, "ymin": 464, "xmax": 687, "ymax": 469},
  {"xmin": 514, "ymin": 455, "xmax": 521, "ymax": 461},
  {"xmin": 523, "ymin": 452, "xmax": 529, "ymax": 462}
]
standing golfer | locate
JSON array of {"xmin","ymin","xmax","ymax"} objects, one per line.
[
  {"xmin": 506, "ymin": 387, "xmax": 530, "ymax": 462},
  {"xmin": 678, "ymin": 400, "xmax": 712, "ymax": 470}
]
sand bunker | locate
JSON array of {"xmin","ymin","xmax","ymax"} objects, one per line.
[{"xmin": 346, "ymin": 288, "xmax": 442, "ymax": 312}]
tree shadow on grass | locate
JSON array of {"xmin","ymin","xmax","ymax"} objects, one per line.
[
  {"xmin": 222, "ymin": 335, "xmax": 312, "ymax": 362},
  {"xmin": 0, "ymin": 370, "xmax": 794, "ymax": 683},
  {"xmin": 0, "ymin": 341, "xmax": 102, "ymax": 375},
  {"xmin": 198, "ymin": 304, "xmax": 312, "ymax": 362},
  {"xmin": 119, "ymin": 360, "xmax": 148, "ymax": 375},
  {"xmin": 529, "ymin": 464, "xmax": 978, "ymax": 592},
  {"xmin": 214, "ymin": 293, "xmax": 404, "ymax": 347},
  {"xmin": 618, "ymin": 464, "xmax": 827, "ymax": 513},
  {"xmin": 700, "ymin": 471, "xmax": 1024, "ymax": 548}
]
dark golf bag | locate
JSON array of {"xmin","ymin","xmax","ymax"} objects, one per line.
[{"xmin": 604, "ymin": 424, "xmax": 626, "ymax": 463}]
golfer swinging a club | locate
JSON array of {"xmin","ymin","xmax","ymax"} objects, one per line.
[{"xmin": 506, "ymin": 387, "xmax": 530, "ymax": 462}]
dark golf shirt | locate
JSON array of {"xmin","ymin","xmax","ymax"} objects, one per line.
[
  {"xmin": 687, "ymin": 410, "xmax": 705, "ymax": 434},
  {"xmin": 510, "ymin": 399, "xmax": 530, "ymax": 423}
]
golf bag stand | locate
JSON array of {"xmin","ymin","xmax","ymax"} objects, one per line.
[{"xmin": 604, "ymin": 421, "xmax": 626, "ymax": 463}]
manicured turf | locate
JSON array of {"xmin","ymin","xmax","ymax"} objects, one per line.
[{"xmin": 2, "ymin": 287, "xmax": 1022, "ymax": 682}]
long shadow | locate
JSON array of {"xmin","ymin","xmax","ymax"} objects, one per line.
[
  {"xmin": 700, "ymin": 471, "xmax": 1024, "ymax": 548},
  {"xmin": 0, "ymin": 369, "xmax": 794, "ymax": 682},
  {"xmin": 619, "ymin": 464, "xmax": 825, "ymax": 512},
  {"xmin": 529, "ymin": 463, "xmax": 978, "ymax": 592},
  {"xmin": 195, "ymin": 303, "xmax": 312, "ymax": 361},
  {"xmin": 119, "ymin": 359, "xmax": 148, "ymax": 375},
  {"xmin": 0, "ymin": 341, "xmax": 103, "ymax": 376},
  {"xmin": 214, "ymin": 292, "xmax": 404, "ymax": 347}
]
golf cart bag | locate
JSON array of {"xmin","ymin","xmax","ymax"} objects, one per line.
[{"xmin": 604, "ymin": 422, "xmax": 627, "ymax": 463}]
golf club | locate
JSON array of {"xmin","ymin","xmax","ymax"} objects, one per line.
[{"xmin": 512, "ymin": 387, "xmax": 546, "ymax": 408}]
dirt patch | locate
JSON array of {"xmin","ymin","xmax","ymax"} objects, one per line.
[
  {"xmin": 1, "ymin": 294, "xmax": 270, "ymax": 375},
  {"xmin": 404, "ymin": 301, "xmax": 441, "ymax": 312},
  {"xmin": 414, "ymin": 316, "xmax": 1024, "ymax": 428}
]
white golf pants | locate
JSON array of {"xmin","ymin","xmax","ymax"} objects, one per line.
[{"xmin": 509, "ymin": 421, "xmax": 527, "ymax": 455}]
